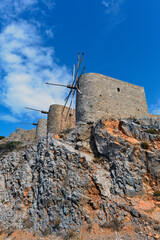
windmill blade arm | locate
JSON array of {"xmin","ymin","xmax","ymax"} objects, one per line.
[
  {"xmin": 75, "ymin": 66, "xmax": 85, "ymax": 87},
  {"xmin": 62, "ymin": 89, "xmax": 74, "ymax": 115},
  {"xmin": 41, "ymin": 110, "xmax": 49, "ymax": 114},
  {"xmin": 66, "ymin": 85, "xmax": 77, "ymax": 89},
  {"xmin": 61, "ymin": 98, "xmax": 69, "ymax": 115},
  {"xmin": 19, "ymin": 122, "xmax": 37, "ymax": 125},
  {"xmin": 77, "ymin": 88, "xmax": 82, "ymax": 94},
  {"xmin": 64, "ymin": 88, "xmax": 73, "ymax": 101},
  {"xmin": 25, "ymin": 107, "xmax": 42, "ymax": 112},
  {"xmin": 46, "ymin": 82, "xmax": 68, "ymax": 88},
  {"xmin": 65, "ymin": 90, "xmax": 76, "ymax": 121},
  {"xmin": 46, "ymin": 82, "xmax": 76, "ymax": 90},
  {"xmin": 25, "ymin": 107, "xmax": 48, "ymax": 114},
  {"xmin": 72, "ymin": 53, "xmax": 84, "ymax": 86},
  {"xmin": 64, "ymin": 53, "xmax": 84, "ymax": 101}
]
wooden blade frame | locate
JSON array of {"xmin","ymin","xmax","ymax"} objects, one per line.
[
  {"xmin": 64, "ymin": 65, "xmax": 85, "ymax": 121},
  {"xmin": 61, "ymin": 53, "xmax": 84, "ymax": 119}
]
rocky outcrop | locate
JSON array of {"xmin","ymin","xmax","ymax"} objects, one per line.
[
  {"xmin": 93, "ymin": 119, "xmax": 145, "ymax": 197},
  {"xmin": 0, "ymin": 117, "xmax": 159, "ymax": 239},
  {"xmin": 8, "ymin": 128, "xmax": 36, "ymax": 141}
]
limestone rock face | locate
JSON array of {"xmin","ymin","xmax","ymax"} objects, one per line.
[
  {"xmin": 93, "ymin": 119, "xmax": 144, "ymax": 197},
  {"xmin": 0, "ymin": 117, "xmax": 160, "ymax": 239},
  {"xmin": 92, "ymin": 168, "xmax": 112, "ymax": 197}
]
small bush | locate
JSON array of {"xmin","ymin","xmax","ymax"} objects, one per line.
[
  {"xmin": 0, "ymin": 136, "xmax": 5, "ymax": 140},
  {"xmin": 141, "ymin": 142, "xmax": 149, "ymax": 150},
  {"xmin": 64, "ymin": 229, "xmax": 76, "ymax": 240},
  {"xmin": 23, "ymin": 218, "xmax": 33, "ymax": 229},
  {"xmin": 154, "ymin": 224, "xmax": 160, "ymax": 231},
  {"xmin": 87, "ymin": 223, "xmax": 92, "ymax": 232},
  {"xmin": 153, "ymin": 190, "xmax": 160, "ymax": 197},
  {"xmin": 54, "ymin": 218, "xmax": 61, "ymax": 228},
  {"xmin": 121, "ymin": 147, "xmax": 127, "ymax": 154},
  {"xmin": 101, "ymin": 218, "xmax": 122, "ymax": 232},
  {"xmin": 5, "ymin": 227, "xmax": 15, "ymax": 236},
  {"xmin": 145, "ymin": 128, "xmax": 157, "ymax": 134},
  {"xmin": 42, "ymin": 226, "xmax": 52, "ymax": 236}
]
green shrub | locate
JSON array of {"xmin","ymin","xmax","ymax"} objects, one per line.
[
  {"xmin": 64, "ymin": 229, "xmax": 76, "ymax": 240},
  {"xmin": 0, "ymin": 136, "xmax": 5, "ymax": 140},
  {"xmin": 23, "ymin": 218, "xmax": 34, "ymax": 228},
  {"xmin": 141, "ymin": 142, "xmax": 149, "ymax": 149},
  {"xmin": 54, "ymin": 218, "xmax": 61, "ymax": 228},
  {"xmin": 154, "ymin": 224, "xmax": 160, "ymax": 231},
  {"xmin": 0, "ymin": 141, "xmax": 21, "ymax": 156},
  {"xmin": 153, "ymin": 190, "xmax": 160, "ymax": 197},
  {"xmin": 145, "ymin": 128, "xmax": 157, "ymax": 134},
  {"xmin": 101, "ymin": 218, "xmax": 122, "ymax": 231},
  {"xmin": 87, "ymin": 223, "xmax": 93, "ymax": 232},
  {"xmin": 42, "ymin": 226, "xmax": 52, "ymax": 236}
]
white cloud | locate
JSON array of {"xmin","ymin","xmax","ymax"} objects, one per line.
[
  {"xmin": 13, "ymin": 0, "xmax": 38, "ymax": 13},
  {"xmin": 41, "ymin": 0, "xmax": 55, "ymax": 10},
  {"xmin": 0, "ymin": 21, "xmax": 72, "ymax": 117},
  {"xmin": 0, "ymin": 0, "xmax": 54, "ymax": 23},
  {"xmin": 46, "ymin": 29, "xmax": 54, "ymax": 38},
  {"xmin": 102, "ymin": 0, "xmax": 123, "ymax": 14},
  {"xmin": 0, "ymin": 0, "xmax": 73, "ymax": 123},
  {"xmin": 0, "ymin": 114, "xmax": 19, "ymax": 123},
  {"xmin": 102, "ymin": 0, "xmax": 125, "ymax": 27},
  {"xmin": 0, "ymin": 0, "xmax": 37, "ymax": 22}
]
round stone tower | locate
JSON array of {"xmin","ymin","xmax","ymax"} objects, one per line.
[
  {"xmin": 47, "ymin": 104, "xmax": 75, "ymax": 135},
  {"xmin": 76, "ymin": 73, "xmax": 148, "ymax": 123},
  {"xmin": 36, "ymin": 119, "xmax": 47, "ymax": 139}
]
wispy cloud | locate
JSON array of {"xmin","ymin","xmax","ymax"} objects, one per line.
[
  {"xmin": 102, "ymin": 0, "xmax": 126, "ymax": 27},
  {"xmin": 0, "ymin": 0, "xmax": 37, "ymax": 22},
  {"xmin": 0, "ymin": 0, "xmax": 72, "ymax": 122},
  {"xmin": 0, "ymin": 0, "xmax": 54, "ymax": 23},
  {"xmin": 0, "ymin": 114, "xmax": 19, "ymax": 123},
  {"xmin": 41, "ymin": 0, "xmax": 55, "ymax": 10},
  {"xmin": 102, "ymin": 1, "xmax": 109, "ymax": 8},
  {"xmin": 46, "ymin": 29, "xmax": 54, "ymax": 38},
  {"xmin": 150, "ymin": 100, "xmax": 160, "ymax": 115}
]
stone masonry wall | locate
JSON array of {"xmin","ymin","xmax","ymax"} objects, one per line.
[
  {"xmin": 47, "ymin": 104, "xmax": 75, "ymax": 135},
  {"xmin": 76, "ymin": 73, "xmax": 149, "ymax": 123},
  {"xmin": 36, "ymin": 119, "xmax": 47, "ymax": 139}
]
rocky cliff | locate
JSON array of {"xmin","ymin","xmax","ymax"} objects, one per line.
[{"xmin": 0, "ymin": 117, "xmax": 160, "ymax": 240}]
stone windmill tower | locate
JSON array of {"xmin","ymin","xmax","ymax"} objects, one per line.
[
  {"xmin": 20, "ymin": 118, "xmax": 47, "ymax": 139},
  {"xmin": 76, "ymin": 73, "xmax": 149, "ymax": 123}
]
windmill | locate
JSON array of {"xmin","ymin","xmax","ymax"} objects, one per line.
[{"xmin": 46, "ymin": 53, "xmax": 85, "ymax": 122}]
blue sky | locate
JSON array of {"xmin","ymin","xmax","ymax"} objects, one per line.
[{"xmin": 0, "ymin": 0, "xmax": 160, "ymax": 137}]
